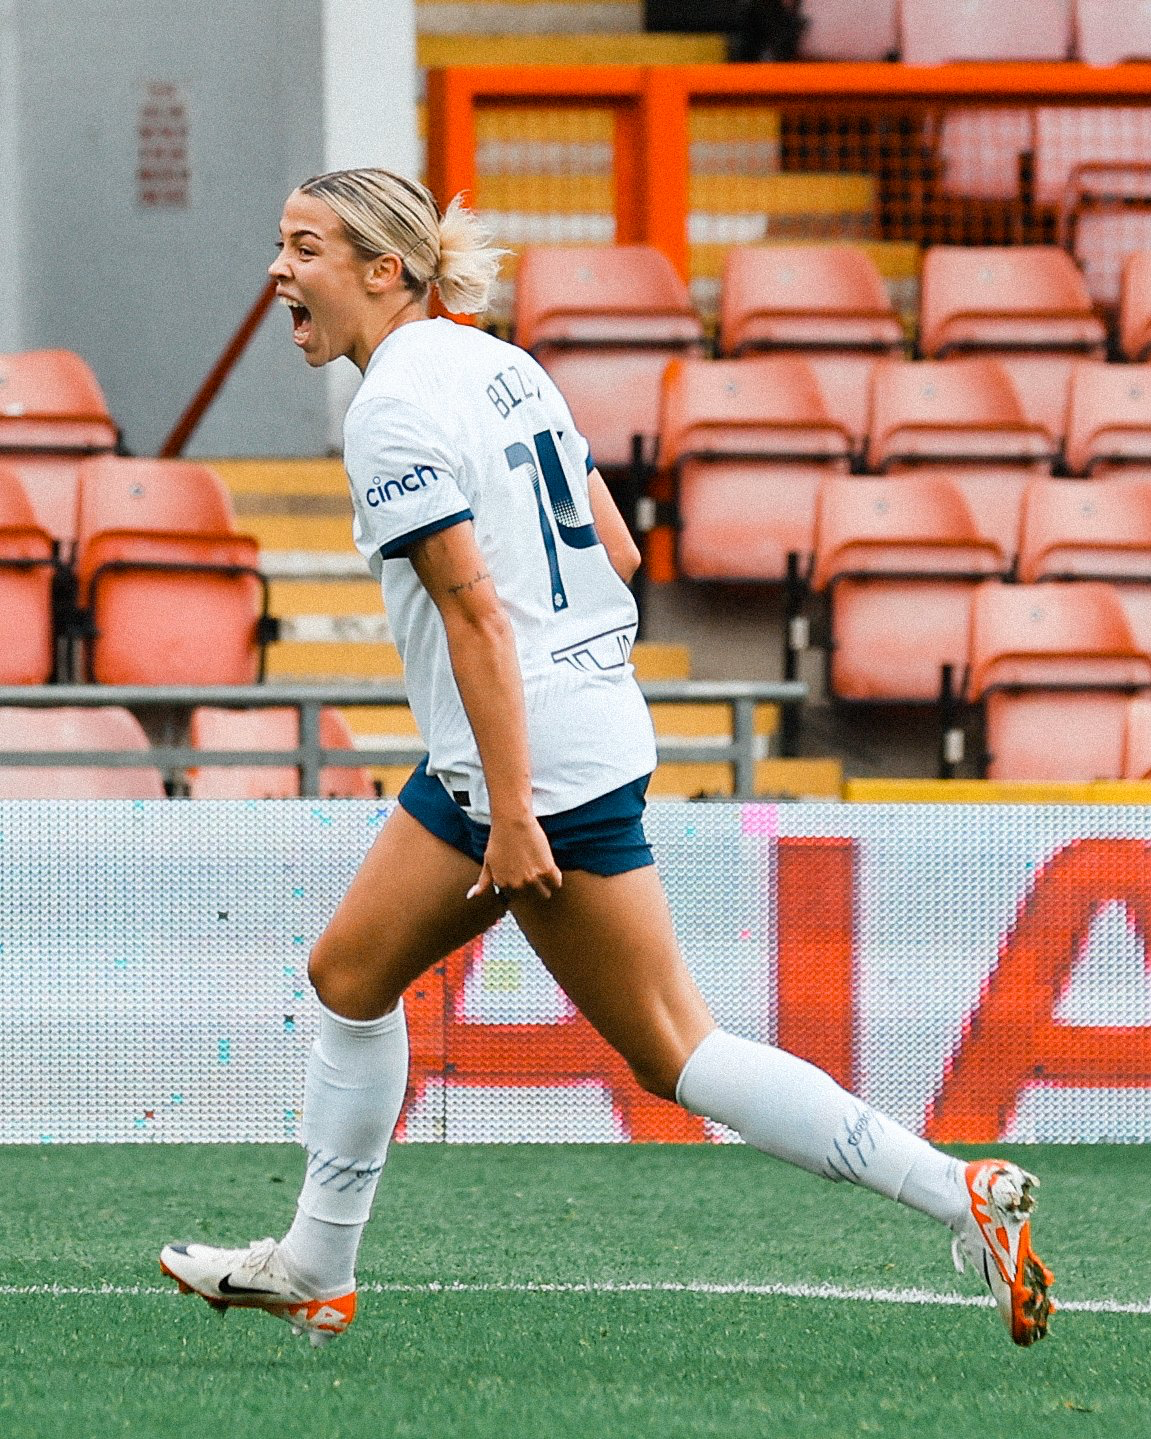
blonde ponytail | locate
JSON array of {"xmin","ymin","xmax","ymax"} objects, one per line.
[{"xmin": 297, "ymin": 169, "xmax": 507, "ymax": 316}]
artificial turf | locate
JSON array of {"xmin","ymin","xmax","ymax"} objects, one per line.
[{"xmin": 1, "ymin": 1143, "xmax": 1148, "ymax": 1438}]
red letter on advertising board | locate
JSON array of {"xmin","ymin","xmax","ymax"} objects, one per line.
[{"xmin": 926, "ymin": 838, "xmax": 1151, "ymax": 1143}]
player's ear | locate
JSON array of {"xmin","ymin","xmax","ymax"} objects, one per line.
[{"xmin": 365, "ymin": 252, "xmax": 404, "ymax": 294}]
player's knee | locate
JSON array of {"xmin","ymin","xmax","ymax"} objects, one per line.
[{"xmin": 307, "ymin": 934, "xmax": 359, "ymax": 1014}]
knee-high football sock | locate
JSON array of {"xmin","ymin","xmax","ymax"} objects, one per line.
[
  {"xmin": 279, "ymin": 1000, "xmax": 409, "ymax": 1294},
  {"xmin": 676, "ymin": 1030, "xmax": 966, "ymax": 1226}
]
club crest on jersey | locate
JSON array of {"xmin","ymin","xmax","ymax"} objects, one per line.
[{"xmin": 365, "ymin": 465, "xmax": 441, "ymax": 507}]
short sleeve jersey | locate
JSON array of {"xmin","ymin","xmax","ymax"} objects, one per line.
[{"xmin": 343, "ymin": 317, "xmax": 656, "ymax": 821}]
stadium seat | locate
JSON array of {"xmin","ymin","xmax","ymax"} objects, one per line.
[
  {"xmin": 1063, "ymin": 362, "xmax": 1151, "ymax": 476},
  {"xmin": 187, "ymin": 707, "xmax": 374, "ymax": 799},
  {"xmin": 933, "ymin": 109, "xmax": 1033, "ymax": 202},
  {"xmin": 1120, "ymin": 251, "xmax": 1151, "ymax": 360},
  {"xmin": 659, "ymin": 356, "xmax": 852, "ymax": 581},
  {"xmin": 1076, "ymin": 0, "xmax": 1151, "ymax": 65},
  {"xmin": 0, "ymin": 456, "xmax": 82, "ymax": 546},
  {"xmin": 865, "ymin": 358, "xmax": 1054, "ymax": 476},
  {"xmin": 966, "ymin": 581, "xmax": 1151, "ymax": 779},
  {"xmin": 0, "ymin": 466, "xmax": 57, "ymax": 684},
  {"xmin": 799, "ymin": 0, "xmax": 898, "ymax": 59},
  {"xmin": 811, "ymin": 474, "xmax": 1011, "ymax": 702},
  {"xmin": 0, "ymin": 349, "xmax": 119, "ymax": 454},
  {"xmin": 1120, "ymin": 693, "xmax": 1151, "ymax": 777},
  {"xmin": 514, "ymin": 246, "xmax": 705, "ymax": 470},
  {"xmin": 719, "ymin": 246, "xmax": 905, "ymax": 357},
  {"xmin": 1018, "ymin": 477, "xmax": 1151, "ymax": 582},
  {"xmin": 900, "ymin": 0, "xmax": 1072, "ymax": 64},
  {"xmin": 0, "ymin": 706, "xmax": 165, "ymax": 799},
  {"xmin": 73, "ymin": 456, "xmax": 271, "ymax": 685},
  {"xmin": 918, "ymin": 247, "xmax": 1106, "ymax": 359}
]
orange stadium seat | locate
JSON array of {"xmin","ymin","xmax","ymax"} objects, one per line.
[
  {"xmin": 1120, "ymin": 251, "xmax": 1151, "ymax": 361},
  {"xmin": 919, "ymin": 247, "xmax": 1105, "ymax": 358},
  {"xmin": 811, "ymin": 475, "xmax": 1011, "ymax": 702},
  {"xmin": 0, "ymin": 349, "xmax": 119, "ymax": 454},
  {"xmin": 0, "ymin": 456, "xmax": 82, "ymax": 547},
  {"xmin": 187, "ymin": 707, "xmax": 374, "ymax": 799},
  {"xmin": 1075, "ymin": 0, "xmax": 1151, "ymax": 65},
  {"xmin": 966, "ymin": 581, "xmax": 1151, "ymax": 780},
  {"xmin": 1063, "ymin": 362, "xmax": 1151, "ymax": 476},
  {"xmin": 73, "ymin": 456, "xmax": 270, "ymax": 685},
  {"xmin": 514, "ymin": 245, "xmax": 705, "ymax": 471},
  {"xmin": 1120, "ymin": 693, "xmax": 1151, "ymax": 777},
  {"xmin": 865, "ymin": 358, "xmax": 1054, "ymax": 476},
  {"xmin": 0, "ymin": 706, "xmax": 165, "ymax": 799},
  {"xmin": 900, "ymin": 0, "xmax": 1072, "ymax": 64},
  {"xmin": 800, "ymin": 0, "xmax": 898, "ymax": 59},
  {"xmin": 1018, "ymin": 477, "xmax": 1151, "ymax": 582},
  {"xmin": 0, "ymin": 466, "xmax": 57, "ymax": 684},
  {"xmin": 659, "ymin": 356, "xmax": 852, "ymax": 581},
  {"xmin": 719, "ymin": 246, "xmax": 904, "ymax": 460}
]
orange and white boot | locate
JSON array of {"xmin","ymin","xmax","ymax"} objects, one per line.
[
  {"xmin": 160, "ymin": 1237, "xmax": 355, "ymax": 1347},
  {"xmin": 951, "ymin": 1159, "xmax": 1054, "ymax": 1346}
]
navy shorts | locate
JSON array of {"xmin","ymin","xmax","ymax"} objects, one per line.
[{"xmin": 398, "ymin": 760, "xmax": 654, "ymax": 877}]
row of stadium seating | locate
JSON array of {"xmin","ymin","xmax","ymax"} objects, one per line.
[
  {"xmin": 517, "ymin": 243, "xmax": 1151, "ymax": 471},
  {"xmin": 0, "ymin": 455, "xmax": 271, "ymax": 686},
  {"xmin": 0, "ymin": 705, "xmax": 372, "ymax": 800},
  {"xmin": 796, "ymin": 0, "xmax": 1151, "ymax": 67}
]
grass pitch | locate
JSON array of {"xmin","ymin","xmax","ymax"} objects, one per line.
[{"xmin": 1, "ymin": 1143, "xmax": 1149, "ymax": 1438}]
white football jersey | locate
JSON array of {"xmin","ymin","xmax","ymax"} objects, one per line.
[{"xmin": 343, "ymin": 317, "xmax": 656, "ymax": 821}]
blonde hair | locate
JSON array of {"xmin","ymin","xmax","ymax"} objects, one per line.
[{"xmin": 298, "ymin": 168, "xmax": 507, "ymax": 315}]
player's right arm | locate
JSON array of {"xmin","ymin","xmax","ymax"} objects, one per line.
[{"xmin": 588, "ymin": 468, "xmax": 642, "ymax": 583}]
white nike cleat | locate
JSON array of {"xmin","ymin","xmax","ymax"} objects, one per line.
[
  {"xmin": 951, "ymin": 1158, "xmax": 1054, "ymax": 1346},
  {"xmin": 160, "ymin": 1236, "xmax": 356, "ymax": 1348}
]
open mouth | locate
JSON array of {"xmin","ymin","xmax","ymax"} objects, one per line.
[{"xmin": 280, "ymin": 296, "xmax": 312, "ymax": 347}]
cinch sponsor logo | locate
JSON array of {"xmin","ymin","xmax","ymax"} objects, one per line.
[{"xmin": 365, "ymin": 465, "xmax": 441, "ymax": 507}]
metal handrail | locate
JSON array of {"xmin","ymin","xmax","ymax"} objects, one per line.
[{"xmin": 0, "ymin": 679, "xmax": 806, "ymax": 799}]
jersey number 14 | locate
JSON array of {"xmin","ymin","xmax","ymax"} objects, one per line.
[{"xmin": 504, "ymin": 429, "xmax": 598, "ymax": 613}]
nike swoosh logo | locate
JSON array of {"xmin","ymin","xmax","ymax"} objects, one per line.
[{"xmin": 218, "ymin": 1273, "xmax": 283, "ymax": 1297}]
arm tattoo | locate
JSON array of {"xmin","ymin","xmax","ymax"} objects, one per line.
[{"xmin": 446, "ymin": 569, "xmax": 491, "ymax": 597}]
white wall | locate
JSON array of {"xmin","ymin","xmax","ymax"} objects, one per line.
[{"xmin": 9, "ymin": 0, "xmax": 422, "ymax": 457}]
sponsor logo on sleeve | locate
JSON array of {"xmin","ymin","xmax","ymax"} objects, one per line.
[{"xmin": 365, "ymin": 464, "xmax": 442, "ymax": 507}]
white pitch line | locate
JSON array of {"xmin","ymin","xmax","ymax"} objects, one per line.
[{"xmin": 1, "ymin": 1279, "xmax": 1149, "ymax": 1315}]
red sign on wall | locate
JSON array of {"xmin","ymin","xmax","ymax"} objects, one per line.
[{"xmin": 137, "ymin": 82, "xmax": 189, "ymax": 208}]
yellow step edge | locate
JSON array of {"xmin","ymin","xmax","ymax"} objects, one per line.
[
  {"xmin": 647, "ymin": 701, "xmax": 778, "ymax": 737},
  {"xmin": 690, "ymin": 173, "xmax": 876, "ymax": 214},
  {"xmin": 269, "ymin": 579, "xmax": 382, "ymax": 617},
  {"xmin": 243, "ymin": 516, "xmax": 358, "ymax": 552},
  {"xmin": 207, "ymin": 458, "xmax": 349, "ymax": 496},
  {"xmin": 844, "ymin": 779, "xmax": 1151, "ymax": 804},
  {"xmin": 690, "ymin": 239, "xmax": 921, "ymax": 282},
  {"xmin": 267, "ymin": 643, "xmax": 404, "ymax": 680},
  {"xmin": 419, "ymin": 33, "xmax": 726, "ymax": 66}
]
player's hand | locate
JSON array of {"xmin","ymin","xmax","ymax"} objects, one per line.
[{"xmin": 467, "ymin": 813, "xmax": 562, "ymax": 902}]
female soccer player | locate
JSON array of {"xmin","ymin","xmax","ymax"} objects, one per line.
[{"xmin": 161, "ymin": 170, "xmax": 1052, "ymax": 1349}]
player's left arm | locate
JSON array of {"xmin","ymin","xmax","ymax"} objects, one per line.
[
  {"xmin": 409, "ymin": 519, "xmax": 562, "ymax": 901},
  {"xmin": 588, "ymin": 468, "xmax": 641, "ymax": 583}
]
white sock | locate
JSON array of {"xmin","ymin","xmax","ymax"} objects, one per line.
[
  {"xmin": 676, "ymin": 1029, "xmax": 966, "ymax": 1224},
  {"xmin": 279, "ymin": 1000, "xmax": 409, "ymax": 1294}
]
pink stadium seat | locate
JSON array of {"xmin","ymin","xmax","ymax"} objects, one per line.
[
  {"xmin": 934, "ymin": 109, "xmax": 1033, "ymax": 202},
  {"xmin": 919, "ymin": 247, "xmax": 1106, "ymax": 359},
  {"xmin": 997, "ymin": 354, "xmax": 1078, "ymax": 457},
  {"xmin": 1018, "ymin": 477, "xmax": 1151, "ymax": 582},
  {"xmin": 0, "ymin": 706, "xmax": 165, "ymax": 799},
  {"xmin": 719, "ymin": 246, "xmax": 905, "ymax": 357},
  {"xmin": 966, "ymin": 581, "xmax": 1151, "ymax": 780},
  {"xmin": 0, "ymin": 456, "xmax": 82, "ymax": 545},
  {"xmin": 865, "ymin": 358, "xmax": 1054, "ymax": 475},
  {"xmin": 73, "ymin": 456, "xmax": 269, "ymax": 685},
  {"xmin": 900, "ymin": 0, "xmax": 1072, "ymax": 64},
  {"xmin": 1063, "ymin": 362, "xmax": 1151, "ymax": 476},
  {"xmin": 1120, "ymin": 251, "xmax": 1151, "ymax": 360},
  {"xmin": 0, "ymin": 466, "xmax": 57, "ymax": 684},
  {"xmin": 1120, "ymin": 694, "xmax": 1151, "ymax": 777},
  {"xmin": 187, "ymin": 707, "xmax": 374, "ymax": 799},
  {"xmin": 0, "ymin": 350, "xmax": 119, "ymax": 454},
  {"xmin": 799, "ymin": 0, "xmax": 898, "ymax": 59},
  {"xmin": 803, "ymin": 353, "xmax": 884, "ymax": 461},
  {"xmin": 811, "ymin": 475, "xmax": 1011, "ymax": 702},
  {"xmin": 1076, "ymin": 0, "xmax": 1151, "ymax": 65},
  {"xmin": 514, "ymin": 246, "xmax": 705, "ymax": 470},
  {"xmin": 659, "ymin": 356, "xmax": 852, "ymax": 581}
]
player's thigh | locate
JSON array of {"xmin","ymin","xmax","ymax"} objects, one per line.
[
  {"xmin": 510, "ymin": 866, "xmax": 714, "ymax": 1099},
  {"xmin": 310, "ymin": 803, "xmax": 507, "ymax": 1018}
]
